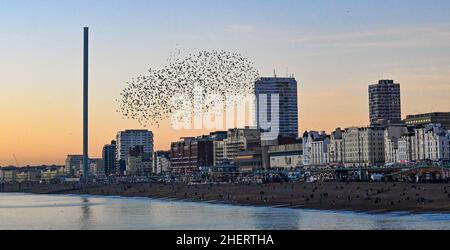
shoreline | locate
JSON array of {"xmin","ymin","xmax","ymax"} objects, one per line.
[
  {"xmin": 4, "ymin": 191, "xmax": 448, "ymax": 216},
  {"xmin": 3, "ymin": 182, "xmax": 450, "ymax": 214}
]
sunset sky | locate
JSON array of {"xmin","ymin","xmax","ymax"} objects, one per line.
[{"xmin": 1, "ymin": 0, "xmax": 450, "ymax": 166}]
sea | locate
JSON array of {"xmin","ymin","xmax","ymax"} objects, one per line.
[{"xmin": 1, "ymin": 193, "xmax": 450, "ymax": 230}]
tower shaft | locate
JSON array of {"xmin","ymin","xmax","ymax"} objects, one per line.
[{"xmin": 83, "ymin": 27, "xmax": 89, "ymax": 183}]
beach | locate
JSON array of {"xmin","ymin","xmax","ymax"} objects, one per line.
[{"xmin": 3, "ymin": 182, "xmax": 450, "ymax": 213}]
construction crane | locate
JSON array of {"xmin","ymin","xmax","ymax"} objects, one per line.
[{"xmin": 12, "ymin": 154, "xmax": 19, "ymax": 167}]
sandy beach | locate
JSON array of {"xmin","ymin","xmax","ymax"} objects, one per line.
[{"xmin": 4, "ymin": 182, "xmax": 450, "ymax": 213}]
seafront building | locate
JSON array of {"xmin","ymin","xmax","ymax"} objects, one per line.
[
  {"xmin": 328, "ymin": 128, "xmax": 344, "ymax": 164},
  {"xmin": 153, "ymin": 151, "xmax": 171, "ymax": 174},
  {"xmin": 208, "ymin": 131, "xmax": 228, "ymax": 167},
  {"xmin": 405, "ymin": 112, "xmax": 450, "ymax": 130},
  {"xmin": 268, "ymin": 143, "xmax": 303, "ymax": 170},
  {"xmin": 321, "ymin": 124, "xmax": 450, "ymax": 167},
  {"xmin": 384, "ymin": 126, "xmax": 410, "ymax": 164},
  {"xmin": 116, "ymin": 130, "xmax": 154, "ymax": 175},
  {"xmin": 255, "ymin": 77, "xmax": 299, "ymax": 139},
  {"xmin": 234, "ymin": 150, "xmax": 263, "ymax": 172},
  {"xmin": 86, "ymin": 158, "xmax": 104, "ymax": 177},
  {"xmin": 310, "ymin": 133, "xmax": 330, "ymax": 166},
  {"xmin": 65, "ymin": 155, "xmax": 103, "ymax": 178},
  {"xmin": 65, "ymin": 155, "xmax": 84, "ymax": 176},
  {"xmin": 411, "ymin": 124, "xmax": 450, "ymax": 161},
  {"xmin": 213, "ymin": 140, "xmax": 227, "ymax": 167},
  {"xmin": 342, "ymin": 127, "xmax": 386, "ymax": 167},
  {"xmin": 53, "ymin": 71, "xmax": 449, "ymax": 180},
  {"xmin": 397, "ymin": 124, "xmax": 450, "ymax": 163},
  {"xmin": 220, "ymin": 127, "xmax": 262, "ymax": 164},
  {"xmin": 302, "ymin": 131, "xmax": 321, "ymax": 166},
  {"xmin": 40, "ymin": 168, "xmax": 61, "ymax": 183},
  {"xmin": 1, "ymin": 168, "xmax": 17, "ymax": 183},
  {"xmin": 397, "ymin": 128, "xmax": 416, "ymax": 163},
  {"xmin": 102, "ymin": 140, "xmax": 117, "ymax": 176},
  {"xmin": 126, "ymin": 146, "xmax": 152, "ymax": 176},
  {"xmin": 369, "ymin": 80, "xmax": 402, "ymax": 126},
  {"xmin": 15, "ymin": 170, "xmax": 41, "ymax": 183},
  {"xmin": 0, "ymin": 165, "xmax": 64, "ymax": 184},
  {"xmin": 170, "ymin": 136, "xmax": 215, "ymax": 174},
  {"xmin": 170, "ymin": 129, "xmax": 262, "ymax": 174},
  {"xmin": 302, "ymin": 131, "xmax": 330, "ymax": 167}
]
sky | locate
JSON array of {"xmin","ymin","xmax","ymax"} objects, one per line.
[{"xmin": 1, "ymin": 0, "xmax": 450, "ymax": 166}]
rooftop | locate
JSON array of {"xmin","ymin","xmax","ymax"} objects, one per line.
[{"xmin": 406, "ymin": 112, "xmax": 450, "ymax": 118}]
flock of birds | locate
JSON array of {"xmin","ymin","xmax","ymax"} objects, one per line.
[{"xmin": 117, "ymin": 49, "xmax": 260, "ymax": 127}]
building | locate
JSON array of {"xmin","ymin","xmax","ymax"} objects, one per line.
[
  {"xmin": 210, "ymin": 160, "xmax": 238, "ymax": 181},
  {"xmin": 153, "ymin": 151, "xmax": 171, "ymax": 174},
  {"xmin": 206, "ymin": 131, "xmax": 228, "ymax": 167},
  {"xmin": 0, "ymin": 166, "xmax": 64, "ymax": 184},
  {"xmin": 342, "ymin": 127, "xmax": 386, "ymax": 167},
  {"xmin": 328, "ymin": 128, "xmax": 344, "ymax": 164},
  {"xmin": 302, "ymin": 130, "xmax": 330, "ymax": 167},
  {"xmin": 41, "ymin": 168, "xmax": 60, "ymax": 183},
  {"xmin": 1, "ymin": 168, "xmax": 17, "ymax": 183},
  {"xmin": 170, "ymin": 132, "xmax": 231, "ymax": 174},
  {"xmin": 116, "ymin": 130, "xmax": 154, "ymax": 175},
  {"xmin": 65, "ymin": 155, "xmax": 84, "ymax": 176},
  {"xmin": 65, "ymin": 155, "xmax": 103, "ymax": 178},
  {"xmin": 15, "ymin": 169, "xmax": 41, "ymax": 183},
  {"xmin": 88, "ymin": 158, "xmax": 104, "ymax": 177},
  {"xmin": 170, "ymin": 137, "xmax": 196, "ymax": 174},
  {"xmin": 411, "ymin": 124, "xmax": 450, "ymax": 161},
  {"xmin": 0, "ymin": 167, "xmax": 41, "ymax": 183},
  {"xmin": 384, "ymin": 126, "xmax": 409, "ymax": 164},
  {"xmin": 102, "ymin": 140, "xmax": 117, "ymax": 176},
  {"xmin": 398, "ymin": 124, "xmax": 450, "ymax": 163},
  {"xmin": 268, "ymin": 143, "xmax": 303, "ymax": 170},
  {"xmin": 307, "ymin": 131, "xmax": 330, "ymax": 166},
  {"xmin": 74, "ymin": 158, "xmax": 103, "ymax": 178},
  {"xmin": 221, "ymin": 127, "xmax": 262, "ymax": 163},
  {"xmin": 405, "ymin": 112, "xmax": 450, "ymax": 130},
  {"xmin": 126, "ymin": 146, "xmax": 152, "ymax": 176},
  {"xmin": 302, "ymin": 131, "xmax": 320, "ymax": 166},
  {"xmin": 170, "ymin": 137, "xmax": 214, "ymax": 174},
  {"xmin": 213, "ymin": 140, "xmax": 227, "ymax": 167},
  {"xmin": 234, "ymin": 150, "xmax": 263, "ymax": 172},
  {"xmin": 397, "ymin": 127, "xmax": 416, "ymax": 163},
  {"xmin": 255, "ymin": 77, "xmax": 299, "ymax": 139},
  {"xmin": 310, "ymin": 133, "xmax": 330, "ymax": 166},
  {"xmin": 369, "ymin": 80, "xmax": 401, "ymax": 126}
]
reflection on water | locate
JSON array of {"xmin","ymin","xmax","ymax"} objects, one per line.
[
  {"xmin": 80, "ymin": 197, "xmax": 91, "ymax": 230},
  {"xmin": 1, "ymin": 193, "xmax": 450, "ymax": 230}
]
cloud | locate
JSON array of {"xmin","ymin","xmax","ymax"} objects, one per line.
[{"xmin": 287, "ymin": 23, "xmax": 450, "ymax": 49}]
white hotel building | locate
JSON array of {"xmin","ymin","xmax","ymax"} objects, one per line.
[
  {"xmin": 384, "ymin": 126, "xmax": 409, "ymax": 164},
  {"xmin": 302, "ymin": 131, "xmax": 330, "ymax": 166},
  {"xmin": 397, "ymin": 124, "xmax": 450, "ymax": 162},
  {"xmin": 342, "ymin": 127, "xmax": 385, "ymax": 167}
]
